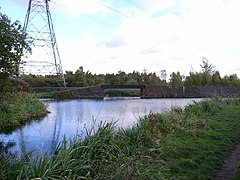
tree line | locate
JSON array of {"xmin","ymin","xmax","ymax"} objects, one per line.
[{"xmin": 21, "ymin": 57, "xmax": 240, "ymax": 87}]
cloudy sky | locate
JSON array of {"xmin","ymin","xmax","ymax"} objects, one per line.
[{"xmin": 1, "ymin": 0, "xmax": 240, "ymax": 77}]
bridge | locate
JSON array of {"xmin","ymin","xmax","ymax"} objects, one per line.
[
  {"xmin": 33, "ymin": 85, "xmax": 145, "ymax": 99},
  {"xmin": 101, "ymin": 84, "xmax": 146, "ymax": 97},
  {"xmin": 32, "ymin": 85, "xmax": 240, "ymax": 99}
]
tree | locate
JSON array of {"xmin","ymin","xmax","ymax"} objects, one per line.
[
  {"xmin": 74, "ymin": 66, "xmax": 87, "ymax": 87},
  {"xmin": 212, "ymin": 71, "xmax": 222, "ymax": 86},
  {"xmin": 200, "ymin": 57, "xmax": 214, "ymax": 85},
  {"xmin": 169, "ymin": 71, "xmax": 184, "ymax": 86},
  {"xmin": 185, "ymin": 58, "xmax": 216, "ymax": 86},
  {"xmin": 222, "ymin": 74, "xmax": 240, "ymax": 86},
  {"xmin": 160, "ymin": 69, "xmax": 167, "ymax": 82},
  {"xmin": 0, "ymin": 11, "xmax": 30, "ymax": 92},
  {"xmin": 184, "ymin": 71, "xmax": 205, "ymax": 86}
]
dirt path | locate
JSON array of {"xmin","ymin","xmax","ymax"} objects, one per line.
[{"xmin": 215, "ymin": 144, "xmax": 240, "ymax": 180}]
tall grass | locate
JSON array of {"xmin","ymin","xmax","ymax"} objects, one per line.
[
  {"xmin": 1, "ymin": 97, "xmax": 240, "ymax": 179},
  {"xmin": 0, "ymin": 93, "xmax": 47, "ymax": 132}
]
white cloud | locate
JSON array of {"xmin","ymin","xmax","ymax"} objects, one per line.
[
  {"xmin": 47, "ymin": 0, "xmax": 240, "ymax": 76},
  {"xmin": 56, "ymin": 0, "xmax": 112, "ymax": 18},
  {"xmin": 6, "ymin": 0, "xmax": 239, "ymax": 77},
  {"xmin": 139, "ymin": 0, "xmax": 178, "ymax": 14}
]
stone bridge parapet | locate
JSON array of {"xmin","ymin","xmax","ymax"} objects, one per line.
[
  {"xmin": 143, "ymin": 86, "xmax": 240, "ymax": 98},
  {"xmin": 33, "ymin": 85, "xmax": 240, "ymax": 99}
]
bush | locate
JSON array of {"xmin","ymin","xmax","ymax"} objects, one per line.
[{"xmin": 0, "ymin": 93, "xmax": 47, "ymax": 132}]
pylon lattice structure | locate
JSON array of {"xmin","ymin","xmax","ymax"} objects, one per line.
[{"xmin": 22, "ymin": 0, "xmax": 66, "ymax": 87}]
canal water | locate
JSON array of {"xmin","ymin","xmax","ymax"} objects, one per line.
[{"xmin": 0, "ymin": 97, "xmax": 202, "ymax": 156}]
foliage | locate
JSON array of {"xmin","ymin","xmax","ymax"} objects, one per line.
[
  {"xmin": 184, "ymin": 97, "xmax": 225, "ymax": 117},
  {"xmin": 200, "ymin": 57, "xmax": 214, "ymax": 85},
  {"xmin": 1, "ymin": 98, "xmax": 240, "ymax": 179},
  {"xmin": 185, "ymin": 57, "xmax": 240, "ymax": 86},
  {"xmin": 0, "ymin": 11, "xmax": 30, "ymax": 92},
  {"xmin": 169, "ymin": 71, "xmax": 184, "ymax": 86},
  {"xmin": 222, "ymin": 74, "xmax": 240, "ymax": 86},
  {"xmin": 21, "ymin": 74, "xmax": 64, "ymax": 87},
  {"xmin": 34, "ymin": 92, "xmax": 58, "ymax": 99},
  {"xmin": 22, "ymin": 67, "xmax": 167, "ymax": 87},
  {"xmin": 212, "ymin": 71, "xmax": 222, "ymax": 85},
  {"xmin": 0, "ymin": 93, "xmax": 47, "ymax": 132},
  {"xmin": 104, "ymin": 89, "xmax": 140, "ymax": 97},
  {"xmin": 20, "ymin": 58, "xmax": 240, "ymax": 88},
  {"xmin": 184, "ymin": 71, "xmax": 205, "ymax": 86}
]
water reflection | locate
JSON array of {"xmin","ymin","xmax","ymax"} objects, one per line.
[
  {"xmin": 0, "ymin": 141, "xmax": 16, "ymax": 159},
  {"xmin": 0, "ymin": 98, "xmax": 202, "ymax": 156}
]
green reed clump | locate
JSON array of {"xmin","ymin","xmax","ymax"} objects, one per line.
[
  {"xmin": 184, "ymin": 97, "xmax": 225, "ymax": 118},
  {"xmin": 0, "ymin": 123, "xmax": 122, "ymax": 179},
  {"xmin": 15, "ymin": 139, "xmax": 91, "ymax": 179},
  {"xmin": 0, "ymin": 93, "xmax": 47, "ymax": 131},
  {"xmin": 68, "ymin": 122, "xmax": 122, "ymax": 178}
]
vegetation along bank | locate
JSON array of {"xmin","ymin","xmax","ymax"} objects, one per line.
[
  {"xmin": 0, "ymin": 93, "xmax": 47, "ymax": 132},
  {"xmin": 0, "ymin": 98, "xmax": 240, "ymax": 179}
]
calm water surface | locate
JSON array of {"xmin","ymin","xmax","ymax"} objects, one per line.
[{"xmin": 0, "ymin": 97, "xmax": 202, "ymax": 155}]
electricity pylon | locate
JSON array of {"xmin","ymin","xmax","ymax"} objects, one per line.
[{"xmin": 22, "ymin": 0, "xmax": 66, "ymax": 87}]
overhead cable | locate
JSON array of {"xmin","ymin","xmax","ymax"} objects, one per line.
[{"xmin": 49, "ymin": 0, "xmax": 117, "ymax": 29}]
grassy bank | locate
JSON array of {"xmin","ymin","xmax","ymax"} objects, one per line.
[
  {"xmin": 34, "ymin": 92, "xmax": 58, "ymax": 99},
  {"xmin": 0, "ymin": 93, "xmax": 47, "ymax": 132},
  {"xmin": 1, "ymin": 98, "xmax": 240, "ymax": 179}
]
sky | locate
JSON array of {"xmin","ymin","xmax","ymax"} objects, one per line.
[{"xmin": 1, "ymin": 0, "xmax": 240, "ymax": 78}]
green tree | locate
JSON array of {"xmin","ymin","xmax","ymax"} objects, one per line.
[
  {"xmin": 160, "ymin": 69, "xmax": 167, "ymax": 82},
  {"xmin": 65, "ymin": 71, "xmax": 75, "ymax": 87},
  {"xmin": 148, "ymin": 72, "xmax": 162, "ymax": 85},
  {"xmin": 184, "ymin": 71, "xmax": 204, "ymax": 86},
  {"xmin": 222, "ymin": 74, "xmax": 240, "ymax": 86},
  {"xmin": 140, "ymin": 69, "xmax": 148, "ymax": 84},
  {"xmin": 185, "ymin": 58, "xmax": 216, "ymax": 86},
  {"xmin": 74, "ymin": 66, "xmax": 87, "ymax": 87},
  {"xmin": 0, "ymin": 11, "xmax": 30, "ymax": 92},
  {"xmin": 212, "ymin": 71, "xmax": 222, "ymax": 86},
  {"xmin": 200, "ymin": 57, "xmax": 214, "ymax": 85},
  {"xmin": 169, "ymin": 71, "xmax": 184, "ymax": 86}
]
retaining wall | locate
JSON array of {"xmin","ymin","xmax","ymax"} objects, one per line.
[
  {"xmin": 33, "ymin": 86, "xmax": 104, "ymax": 99},
  {"xmin": 143, "ymin": 86, "xmax": 240, "ymax": 98}
]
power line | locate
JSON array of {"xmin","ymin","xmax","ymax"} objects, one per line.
[
  {"xmin": 94, "ymin": 0, "xmax": 129, "ymax": 18},
  {"xmin": 124, "ymin": 0, "xmax": 142, "ymax": 9},
  {"xmin": 49, "ymin": 0, "xmax": 117, "ymax": 29}
]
